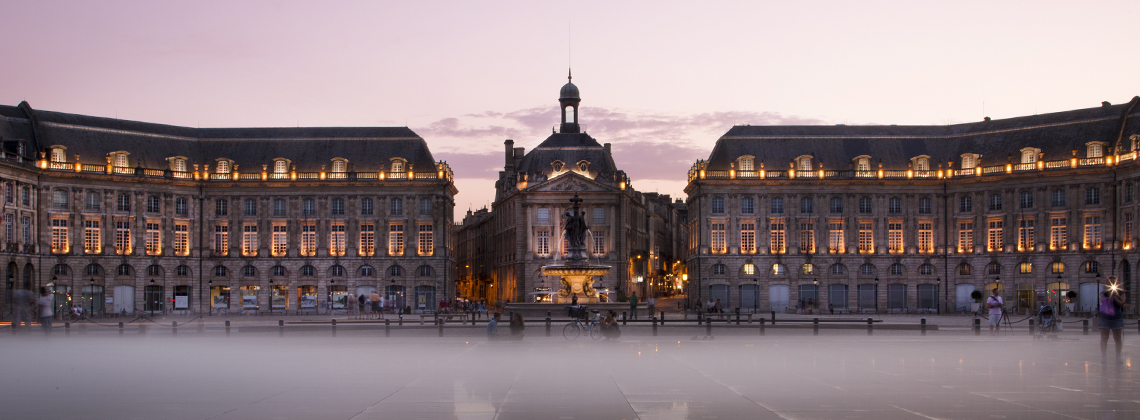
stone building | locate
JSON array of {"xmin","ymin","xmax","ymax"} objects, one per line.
[
  {"xmin": 456, "ymin": 75, "xmax": 688, "ymax": 305},
  {"xmin": 686, "ymin": 98, "xmax": 1140, "ymax": 315},
  {"xmin": 0, "ymin": 101, "xmax": 456, "ymax": 316}
]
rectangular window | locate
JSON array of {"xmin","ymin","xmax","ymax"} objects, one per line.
[
  {"xmin": 86, "ymin": 193, "xmax": 101, "ymax": 211},
  {"xmin": 175, "ymin": 197, "xmax": 188, "ymax": 215},
  {"xmin": 536, "ymin": 231, "xmax": 550, "ymax": 256},
  {"xmin": 7, "ymin": 184, "xmax": 14, "ymax": 203},
  {"xmin": 388, "ymin": 224, "xmax": 404, "ymax": 256},
  {"xmin": 1125, "ymin": 213, "xmax": 1134, "ymax": 249},
  {"xmin": 418, "ymin": 224, "xmax": 434, "ymax": 256},
  {"xmin": 359, "ymin": 223, "xmax": 375, "ymax": 256},
  {"xmin": 740, "ymin": 222, "xmax": 756, "ymax": 254},
  {"xmin": 960, "ymin": 196, "xmax": 972, "ymax": 212},
  {"xmin": 888, "ymin": 197, "xmax": 901, "ymax": 214},
  {"xmin": 1019, "ymin": 192, "xmax": 1033, "ymax": 209},
  {"xmin": 958, "ymin": 222, "xmax": 974, "ymax": 253},
  {"xmin": 1084, "ymin": 216, "xmax": 1102, "ymax": 249},
  {"xmin": 21, "ymin": 187, "xmax": 29, "ymax": 206},
  {"xmin": 770, "ymin": 197, "xmax": 784, "ymax": 214},
  {"xmin": 828, "ymin": 222, "xmax": 844, "ymax": 254},
  {"xmin": 302, "ymin": 198, "xmax": 315, "ymax": 216},
  {"xmin": 592, "ymin": 234, "xmax": 605, "ymax": 255},
  {"xmin": 147, "ymin": 196, "xmax": 160, "ymax": 213},
  {"xmin": 711, "ymin": 222, "xmax": 726, "ymax": 254},
  {"xmin": 1052, "ymin": 190, "xmax": 1066, "ymax": 207},
  {"xmin": 800, "ymin": 197, "xmax": 813, "ymax": 214},
  {"xmin": 215, "ymin": 199, "xmax": 227, "ymax": 216},
  {"xmin": 888, "ymin": 222, "xmax": 903, "ymax": 253},
  {"xmin": 115, "ymin": 220, "xmax": 131, "ymax": 255},
  {"xmin": 592, "ymin": 207, "xmax": 605, "ymax": 224},
  {"xmin": 52, "ymin": 190, "xmax": 68, "ymax": 209},
  {"xmin": 360, "ymin": 198, "xmax": 373, "ymax": 215},
  {"xmin": 271, "ymin": 223, "xmax": 287, "ymax": 257},
  {"xmin": 174, "ymin": 222, "xmax": 189, "ymax": 256},
  {"xmin": 213, "ymin": 224, "xmax": 228, "ymax": 256},
  {"xmin": 769, "ymin": 219, "xmax": 785, "ymax": 254},
  {"xmin": 858, "ymin": 197, "xmax": 872, "ymax": 214},
  {"xmin": 145, "ymin": 221, "xmax": 161, "ymax": 255},
  {"xmin": 331, "ymin": 198, "xmax": 345, "ymax": 216},
  {"xmin": 389, "ymin": 198, "xmax": 403, "ymax": 215},
  {"xmin": 1050, "ymin": 217, "xmax": 1067, "ymax": 250},
  {"xmin": 300, "ymin": 222, "xmax": 316, "ymax": 257},
  {"xmin": 987, "ymin": 220, "xmax": 1004, "ymax": 252},
  {"xmin": 799, "ymin": 222, "xmax": 815, "ymax": 254},
  {"xmin": 3, "ymin": 214, "xmax": 12, "ymax": 244},
  {"xmin": 1086, "ymin": 187, "xmax": 1101, "ymax": 205},
  {"xmin": 330, "ymin": 221, "xmax": 346, "ymax": 256},
  {"xmin": 918, "ymin": 222, "xmax": 933, "ymax": 253},
  {"xmin": 741, "ymin": 198, "xmax": 754, "ymax": 214},
  {"xmin": 829, "ymin": 197, "xmax": 843, "ymax": 214},
  {"xmin": 988, "ymin": 194, "xmax": 1002, "ymax": 211},
  {"xmin": 21, "ymin": 216, "xmax": 30, "ymax": 244},
  {"xmin": 1127, "ymin": 184, "xmax": 1134, "ymax": 203},
  {"xmin": 51, "ymin": 216, "xmax": 68, "ymax": 254},
  {"xmin": 918, "ymin": 197, "xmax": 932, "ymax": 214},
  {"xmin": 1018, "ymin": 219, "xmax": 1035, "ymax": 251},
  {"xmin": 858, "ymin": 222, "xmax": 874, "ymax": 254},
  {"xmin": 242, "ymin": 224, "xmax": 257, "ymax": 256},
  {"xmin": 711, "ymin": 197, "xmax": 725, "ymax": 214},
  {"xmin": 244, "ymin": 198, "xmax": 257, "ymax": 216},
  {"xmin": 419, "ymin": 198, "xmax": 432, "ymax": 215},
  {"xmin": 117, "ymin": 194, "xmax": 131, "ymax": 212},
  {"xmin": 273, "ymin": 198, "xmax": 287, "ymax": 216},
  {"xmin": 537, "ymin": 208, "xmax": 550, "ymax": 224}
]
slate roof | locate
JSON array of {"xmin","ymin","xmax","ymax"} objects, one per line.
[
  {"xmin": 0, "ymin": 102, "xmax": 437, "ymax": 172},
  {"xmin": 704, "ymin": 97, "xmax": 1140, "ymax": 171},
  {"xmin": 513, "ymin": 132, "xmax": 620, "ymax": 182}
]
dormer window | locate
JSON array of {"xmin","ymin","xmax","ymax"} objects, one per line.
[
  {"xmin": 738, "ymin": 156, "xmax": 755, "ymax": 171},
  {"xmin": 854, "ymin": 156, "xmax": 871, "ymax": 172},
  {"xmin": 912, "ymin": 155, "xmax": 930, "ymax": 171},
  {"xmin": 1020, "ymin": 148, "xmax": 1040, "ymax": 164},
  {"xmin": 796, "ymin": 155, "xmax": 813, "ymax": 172},
  {"xmin": 274, "ymin": 159, "xmax": 289, "ymax": 174},
  {"xmin": 1087, "ymin": 142, "xmax": 1105, "ymax": 158},
  {"xmin": 391, "ymin": 160, "xmax": 405, "ymax": 173},
  {"xmin": 49, "ymin": 147, "xmax": 66, "ymax": 163},
  {"xmin": 169, "ymin": 157, "xmax": 187, "ymax": 172},
  {"xmin": 576, "ymin": 160, "xmax": 590, "ymax": 173},
  {"xmin": 551, "ymin": 160, "xmax": 565, "ymax": 172},
  {"xmin": 216, "ymin": 160, "xmax": 231, "ymax": 174},
  {"xmin": 110, "ymin": 152, "xmax": 129, "ymax": 168},
  {"xmin": 960, "ymin": 154, "xmax": 980, "ymax": 169},
  {"xmin": 331, "ymin": 158, "xmax": 347, "ymax": 173}
]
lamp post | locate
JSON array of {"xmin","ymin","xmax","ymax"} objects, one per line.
[
  {"xmin": 149, "ymin": 279, "xmax": 156, "ymax": 317},
  {"xmin": 874, "ymin": 277, "xmax": 879, "ymax": 313},
  {"xmin": 88, "ymin": 278, "xmax": 94, "ymax": 317},
  {"xmin": 1057, "ymin": 274, "xmax": 1064, "ymax": 315},
  {"xmin": 50, "ymin": 276, "xmax": 57, "ymax": 320},
  {"xmin": 1096, "ymin": 272, "xmax": 1102, "ymax": 312},
  {"xmin": 936, "ymin": 277, "xmax": 941, "ymax": 314},
  {"xmin": 208, "ymin": 280, "xmax": 213, "ymax": 315},
  {"xmin": 268, "ymin": 279, "xmax": 274, "ymax": 316}
]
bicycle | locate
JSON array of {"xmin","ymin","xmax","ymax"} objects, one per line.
[{"xmin": 563, "ymin": 316, "xmax": 602, "ymax": 340}]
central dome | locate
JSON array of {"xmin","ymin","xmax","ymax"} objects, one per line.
[{"xmin": 559, "ymin": 82, "xmax": 579, "ymax": 100}]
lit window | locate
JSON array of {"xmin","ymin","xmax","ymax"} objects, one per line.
[
  {"xmin": 771, "ymin": 264, "xmax": 786, "ymax": 276},
  {"xmin": 174, "ymin": 222, "xmax": 189, "ymax": 256},
  {"xmin": 740, "ymin": 223, "xmax": 755, "ymax": 254},
  {"xmin": 115, "ymin": 220, "xmax": 131, "ymax": 255},
  {"xmin": 300, "ymin": 222, "xmax": 316, "ymax": 256},
  {"xmin": 145, "ymin": 222, "xmax": 161, "ymax": 255},
  {"xmin": 389, "ymin": 223, "xmax": 404, "ymax": 256},
  {"xmin": 918, "ymin": 222, "xmax": 933, "ymax": 253},
  {"xmin": 51, "ymin": 216, "xmax": 69, "ymax": 254},
  {"xmin": 987, "ymin": 220, "xmax": 1004, "ymax": 252},
  {"xmin": 1018, "ymin": 219, "xmax": 1034, "ymax": 251},
  {"xmin": 739, "ymin": 157, "xmax": 754, "ymax": 171},
  {"xmin": 271, "ymin": 223, "xmax": 287, "ymax": 257},
  {"xmin": 828, "ymin": 222, "xmax": 844, "ymax": 254},
  {"xmin": 330, "ymin": 221, "xmax": 346, "ymax": 256},
  {"xmin": 799, "ymin": 222, "xmax": 815, "ymax": 254},
  {"xmin": 1018, "ymin": 262, "xmax": 1032, "ymax": 274},
  {"xmin": 768, "ymin": 219, "xmax": 785, "ymax": 254},
  {"xmin": 742, "ymin": 263, "xmax": 756, "ymax": 275},
  {"xmin": 888, "ymin": 222, "xmax": 903, "ymax": 253},
  {"xmin": 216, "ymin": 160, "xmax": 230, "ymax": 174},
  {"xmin": 242, "ymin": 224, "xmax": 257, "ymax": 256},
  {"xmin": 536, "ymin": 230, "xmax": 550, "ymax": 256},
  {"xmin": 858, "ymin": 222, "xmax": 874, "ymax": 254},
  {"xmin": 711, "ymin": 223, "xmax": 726, "ymax": 254},
  {"xmin": 213, "ymin": 224, "xmax": 228, "ymax": 256},
  {"xmin": 1084, "ymin": 216, "xmax": 1102, "ymax": 249},
  {"xmin": 84, "ymin": 219, "xmax": 101, "ymax": 254},
  {"xmin": 359, "ymin": 223, "xmax": 375, "ymax": 256}
]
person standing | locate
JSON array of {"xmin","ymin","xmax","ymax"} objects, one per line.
[
  {"xmin": 629, "ymin": 292, "xmax": 639, "ymax": 320},
  {"xmin": 36, "ymin": 287, "xmax": 53, "ymax": 334},
  {"xmin": 986, "ymin": 288, "xmax": 1004, "ymax": 335},
  {"xmin": 369, "ymin": 290, "xmax": 382, "ymax": 318},
  {"xmin": 1099, "ymin": 288, "xmax": 1127, "ymax": 364},
  {"xmin": 357, "ymin": 293, "xmax": 366, "ymax": 317},
  {"xmin": 12, "ymin": 287, "xmax": 34, "ymax": 330},
  {"xmin": 486, "ymin": 312, "xmax": 500, "ymax": 339},
  {"xmin": 646, "ymin": 296, "xmax": 656, "ymax": 318},
  {"xmin": 509, "ymin": 312, "xmax": 525, "ymax": 339}
]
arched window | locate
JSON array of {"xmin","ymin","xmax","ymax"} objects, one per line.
[
  {"xmin": 889, "ymin": 263, "xmax": 905, "ymax": 276},
  {"xmin": 330, "ymin": 265, "xmax": 346, "ymax": 277},
  {"xmin": 176, "ymin": 265, "xmax": 190, "ymax": 276},
  {"xmin": 564, "ymin": 106, "xmax": 574, "ymax": 123},
  {"xmin": 145, "ymin": 265, "xmax": 162, "ymax": 277},
  {"xmin": 331, "ymin": 159, "xmax": 347, "ymax": 173},
  {"xmin": 958, "ymin": 263, "xmax": 973, "ymax": 275},
  {"xmin": 171, "ymin": 157, "xmax": 187, "ymax": 172},
  {"xmin": 242, "ymin": 265, "xmax": 257, "ymax": 277},
  {"xmin": 300, "ymin": 265, "xmax": 315, "ymax": 277},
  {"xmin": 418, "ymin": 265, "xmax": 433, "ymax": 277},
  {"xmin": 50, "ymin": 147, "xmax": 66, "ymax": 163},
  {"xmin": 213, "ymin": 265, "xmax": 227, "ymax": 277},
  {"xmin": 859, "ymin": 263, "xmax": 875, "ymax": 276},
  {"xmin": 1050, "ymin": 262, "xmax": 1065, "ymax": 274},
  {"xmin": 830, "ymin": 264, "xmax": 845, "ymax": 275},
  {"xmin": 359, "ymin": 265, "xmax": 374, "ymax": 277},
  {"xmin": 712, "ymin": 264, "xmax": 726, "ymax": 275},
  {"xmin": 274, "ymin": 160, "xmax": 288, "ymax": 174},
  {"xmin": 986, "ymin": 262, "xmax": 1001, "ymax": 275},
  {"xmin": 1018, "ymin": 262, "xmax": 1033, "ymax": 274},
  {"xmin": 1087, "ymin": 142, "xmax": 1104, "ymax": 158},
  {"xmin": 113, "ymin": 152, "xmax": 128, "ymax": 168},
  {"xmin": 856, "ymin": 157, "xmax": 871, "ymax": 172},
  {"xmin": 216, "ymin": 160, "xmax": 230, "ymax": 174},
  {"xmin": 913, "ymin": 156, "xmax": 930, "ymax": 171},
  {"xmin": 390, "ymin": 160, "xmax": 405, "ymax": 173},
  {"xmin": 738, "ymin": 156, "xmax": 754, "ymax": 171},
  {"xmin": 1084, "ymin": 261, "xmax": 1100, "ymax": 274},
  {"xmin": 117, "ymin": 264, "xmax": 133, "ymax": 277},
  {"xmin": 797, "ymin": 156, "xmax": 813, "ymax": 172},
  {"xmin": 770, "ymin": 264, "xmax": 786, "ymax": 276},
  {"xmin": 742, "ymin": 263, "xmax": 756, "ymax": 275},
  {"xmin": 1020, "ymin": 148, "xmax": 1040, "ymax": 164},
  {"xmin": 53, "ymin": 264, "xmax": 70, "ymax": 276},
  {"xmin": 919, "ymin": 264, "xmax": 934, "ymax": 275},
  {"xmin": 960, "ymin": 154, "xmax": 979, "ymax": 170},
  {"xmin": 271, "ymin": 265, "xmax": 286, "ymax": 277},
  {"xmin": 801, "ymin": 264, "xmax": 815, "ymax": 275},
  {"xmin": 388, "ymin": 265, "xmax": 404, "ymax": 277}
]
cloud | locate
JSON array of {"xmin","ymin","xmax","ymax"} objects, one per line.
[
  {"xmin": 433, "ymin": 150, "xmax": 503, "ymax": 179},
  {"xmin": 610, "ymin": 141, "xmax": 710, "ymax": 181}
]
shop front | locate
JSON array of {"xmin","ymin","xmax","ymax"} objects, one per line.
[
  {"xmin": 240, "ymin": 285, "xmax": 260, "ymax": 313},
  {"xmin": 298, "ymin": 285, "xmax": 317, "ymax": 314},
  {"xmin": 211, "ymin": 285, "xmax": 232, "ymax": 314}
]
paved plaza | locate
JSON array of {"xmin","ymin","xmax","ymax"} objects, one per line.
[{"xmin": 0, "ymin": 320, "xmax": 1137, "ymax": 420}]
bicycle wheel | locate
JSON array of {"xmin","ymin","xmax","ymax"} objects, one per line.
[
  {"xmin": 563, "ymin": 322, "xmax": 581, "ymax": 340},
  {"xmin": 589, "ymin": 323, "xmax": 602, "ymax": 340}
]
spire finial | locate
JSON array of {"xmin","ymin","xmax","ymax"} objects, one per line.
[{"xmin": 568, "ymin": 68, "xmax": 572, "ymax": 83}]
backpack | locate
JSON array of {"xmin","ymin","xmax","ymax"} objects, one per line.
[{"xmin": 1100, "ymin": 297, "xmax": 1116, "ymax": 317}]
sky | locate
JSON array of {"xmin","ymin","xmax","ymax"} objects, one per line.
[{"xmin": 3, "ymin": 1, "xmax": 1140, "ymax": 219}]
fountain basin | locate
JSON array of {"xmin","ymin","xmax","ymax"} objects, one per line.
[{"xmin": 540, "ymin": 263, "xmax": 612, "ymax": 303}]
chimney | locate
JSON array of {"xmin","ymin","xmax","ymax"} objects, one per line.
[
  {"xmin": 604, "ymin": 143, "xmax": 611, "ymax": 155},
  {"xmin": 504, "ymin": 139, "xmax": 514, "ymax": 169}
]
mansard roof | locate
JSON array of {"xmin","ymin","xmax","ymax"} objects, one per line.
[
  {"xmin": 514, "ymin": 132, "xmax": 619, "ymax": 178},
  {"xmin": 0, "ymin": 102, "xmax": 437, "ymax": 171},
  {"xmin": 704, "ymin": 97, "xmax": 1140, "ymax": 170}
]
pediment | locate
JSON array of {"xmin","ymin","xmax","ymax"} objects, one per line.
[{"xmin": 530, "ymin": 172, "xmax": 616, "ymax": 193}]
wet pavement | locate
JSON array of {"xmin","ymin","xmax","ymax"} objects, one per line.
[{"xmin": 0, "ymin": 326, "xmax": 1136, "ymax": 419}]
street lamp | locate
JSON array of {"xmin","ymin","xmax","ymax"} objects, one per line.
[
  {"xmin": 88, "ymin": 278, "xmax": 95, "ymax": 318},
  {"xmin": 874, "ymin": 277, "xmax": 879, "ymax": 313},
  {"xmin": 268, "ymin": 279, "xmax": 274, "ymax": 316},
  {"xmin": 936, "ymin": 277, "xmax": 941, "ymax": 314},
  {"xmin": 208, "ymin": 280, "xmax": 213, "ymax": 315},
  {"xmin": 149, "ymin": 279, "xmax": 156, "ymax": 317}
]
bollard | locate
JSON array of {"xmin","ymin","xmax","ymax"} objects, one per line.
[
  {"xmin": 172, "ymin": 321, "xmax": 178, "ymax": 336},
  {"xmin": 813, "ymin": 318, "xmax": 819, "ymax": 336},
  {"xmin": 652, "ymin": 316, "xmax": 658, "ymax": 336},
  {"xmin": 1083, "ymin": 319, "xmax": 1089, "ymax": 335},
  {"xmin": 225, "ymin": 320, "xmax": 231, "ymax": 336},
  {"xmin": 1028, "ymin": 319, "xmax": 1034, "ymax": 335},
  {"xmin": 974, "ymin": 318, "xmax": 981, "ymax": 336},
  {"xmin": 660, "ymin": 311, "xmax": 665, "ymax": 325},
  {"xmin": 438, "ymin": 319, "xmax": 443, "ymax": 337},
  {"xmin": 385, "ymin": 318, "xmax": 391, "ymax": 337},
  {"xmin": 399, "ymin": 316, "xmax": 403, "ymax": 327},
  {"xmin": 64, "ymin": 322, "xmax": 70, "ymax": 336},
  {"xmin": 759, "ymin": 318, "xmax": 765, "ymax": 335},
  {"xmin": 332, "ymin": 319, "xmax": 337, "ymax": 338},
  {"xmin": 119, "ymin": 321, "xmax": 124, "ymax": 335},
  {"xmin": 705, "ymin": 318, "xmax": 712, "ymax": 336},
  {"xmin": 735, "ymin": 308, "xmax": 741, "ymax": 325},
  {"xmin": 278, "ymin": 319, "xmax": 284, "ymax": 337},
  {"xmin": 622, "ymin": 312, "xmax": 627, "ymax": 326},
  {"xmin": 545, "ymin": 316, "xmax": 551, "ymax": 337},
  {"xmin": 920, "ymin": 318, "xmax": 927, "ymax": 336},
  {"xmin": 771, "ymin": 311, "xmax": 776, "ymax": 323},
  {"xmin": 867, "ymin": 318, "xmax": 874, "ymax": 336}
]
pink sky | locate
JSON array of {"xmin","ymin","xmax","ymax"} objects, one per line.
[{"xmin": 4, "ymin": 1, "xmax": 1140, "ymax": 217}]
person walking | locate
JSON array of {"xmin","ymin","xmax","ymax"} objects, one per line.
[
  {"xmin": 509, "ymin": 312, "xmax": 525, "ymax": 339},
  {"xmin": 629, "ymin": 292, "xmax": 639, "ymax": 320},
  {"xmin": 486, "ymin": 312, "xmax": 500, "ymax": 340},
  {"xmin": 986, "ymin": 288, "xmax": 1004, "ymax": 335},
  {"xmin": 357, "ymin": 293, "xmax": 366, "ymax": 318},
  {"xmin": 1099, "ymin": 287, "xmax": 1127, "ymax": 364},
  {"xmin": 12, "ymin": 287, "xmax": 34, "ymax": 330},
  {"xmin": 36, "ymin": 287, "xmax": 54, "ymax": 334},
  {"xmin": 646, "ymin": 296, "xmax": 656, "ymax": 318}
]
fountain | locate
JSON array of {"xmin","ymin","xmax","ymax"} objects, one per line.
[{"xmin": 541, "ymin": 193, "xmax": 611, "ymax": 304}]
